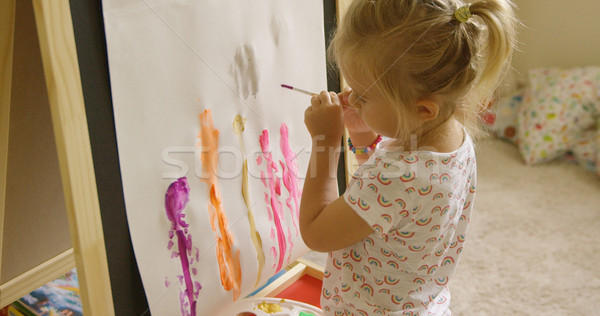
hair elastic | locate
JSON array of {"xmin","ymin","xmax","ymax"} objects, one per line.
[
  {"xmin": 455, "ymin": 4, "xmax": 472, "ymax": 23},
  {"xmin": 347, "ymin": 134, "xmax": 383, "ymax": 154}
]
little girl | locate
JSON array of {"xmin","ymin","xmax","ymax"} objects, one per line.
[{"xmin": 299, "ymin": 0, "xmax": 517, "ymax": 315}]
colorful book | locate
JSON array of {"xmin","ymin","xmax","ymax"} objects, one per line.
[{"xmin": 12, "ymin": 269, "xmax": 82, "ymax": 316}]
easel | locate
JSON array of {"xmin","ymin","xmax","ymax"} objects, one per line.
[
  {"xmin": 0, "ymin": 1, "xmax": 114, "ymax": 314},
  {"xmin": 0, "ymin": 0, "xmax": 352, "ymax": 314}
]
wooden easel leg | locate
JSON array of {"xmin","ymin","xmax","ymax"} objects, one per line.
[
  {"xmin": 31, "ymin": 0, "xmax": 115, "ymax": 314},
  {"xmin": 0, "ymin": 0, "xmax": 17, "ymax": 287}
]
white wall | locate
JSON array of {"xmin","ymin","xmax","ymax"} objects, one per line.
[{"xmin": 512, "ymin": 0, "xmax": 600, "ymax": 79}]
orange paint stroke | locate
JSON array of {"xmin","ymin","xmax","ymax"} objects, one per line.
[
  {"xmin": 233, "ymin": 114, "xmax": 265, "ymax": 287},
  {"xmin": 198, "ymin": 109, "xmax": 242, "ymax": 301}
]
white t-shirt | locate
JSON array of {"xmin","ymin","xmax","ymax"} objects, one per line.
[{"xmin": 321, "ymin": 134, "xmax": 477, "ymax": 316}]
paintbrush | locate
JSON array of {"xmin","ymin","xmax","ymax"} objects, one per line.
[{"xmin": 280, "ymin": 84, "xmax": 318, "ymax": 96}]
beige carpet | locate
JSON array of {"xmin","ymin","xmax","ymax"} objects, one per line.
[{"xmin": 303, "ymin": 139, "xmax": 600, "ymax": 315}]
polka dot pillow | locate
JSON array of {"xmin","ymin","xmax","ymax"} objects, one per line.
[
  {"xmin": 482, "ymin": 89, "xmax": 524, "ymax": 143},
  {"xmin": 569, "ymin": 128, "xmax": 600, "ymax": 175},
  {"xmin": 517, "ymin": 67, "xmax": 600, "ymax": 164}
]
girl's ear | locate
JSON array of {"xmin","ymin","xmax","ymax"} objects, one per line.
[{"xmin": 415, "ymin": 99, "xmax": 440, "ymax": 123}]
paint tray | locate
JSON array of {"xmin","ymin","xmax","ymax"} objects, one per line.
[{"xmin": 219, "ymin": 297, "xmax": 322, "ymax": 316}]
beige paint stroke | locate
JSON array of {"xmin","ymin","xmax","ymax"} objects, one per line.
[{"xmin": 233, "ymin": 114, "xmax": 266, "ymax": 287}]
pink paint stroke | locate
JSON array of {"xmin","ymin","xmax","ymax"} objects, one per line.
[
  {"xmin": 278, "ymin": 123, "xmax": 301, "ymax": 236},
  {"xmin": 259, "ymin": 130, "xmax": 287, "ymax": 272},
  {"xmin": 286, "ymin": 225, "xmax": 294, "ymax": 266},
  {"xmin": 165, "ymin": 177, "xmax": 200, "ymax": 316}
]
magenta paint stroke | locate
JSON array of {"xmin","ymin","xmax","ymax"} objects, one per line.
[
  {"xmin": 165, "ymin": 177, "xmax": 200, "ymax": 316},
  {"xmin": 258, "ymin": 130, "xmax": 287, "ymax": 272},
  {"xmin": 278, "ymin": 123, "xmax": 301, "ymax": 236}
]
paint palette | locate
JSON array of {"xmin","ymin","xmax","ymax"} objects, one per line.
[{"xmin": 219, "ymin": 297, "xmax": 322, "ymax": 316}]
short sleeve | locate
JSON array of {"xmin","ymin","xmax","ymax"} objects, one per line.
[{"xmin": 343, "ymin": 157, "xmax": 412, "ymax": 238}]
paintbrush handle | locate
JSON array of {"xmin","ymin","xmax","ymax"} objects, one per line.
[{"xmin": 281, "ymin": 84, "xmax": 318, "ymax": 96}]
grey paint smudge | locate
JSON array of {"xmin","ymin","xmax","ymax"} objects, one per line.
[
  {"xmin": 270, "ymin": 18, "xmax": 288, "ymax": 46},
  {"xmin": 231, "ymin": 44, "xmax": 260, "ymax": 99}
]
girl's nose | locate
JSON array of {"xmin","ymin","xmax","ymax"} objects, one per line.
[{"xmin": 347, "ymin": 92, "xmax": 361, "ymax": 109}]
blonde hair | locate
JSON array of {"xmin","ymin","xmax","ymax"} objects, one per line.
[{"xmin": 330, "ymin": 0, "xmax": 518, "ymax": 141}]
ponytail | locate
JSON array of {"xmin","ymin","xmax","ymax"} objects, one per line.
[{"xmin": 467, "ymin": 0, "xmax": 519, "ymax": 105}]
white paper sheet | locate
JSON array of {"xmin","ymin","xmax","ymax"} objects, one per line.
[{"xmin": 102, "ymin": 1, "xmax": 327, "ymax": 314}]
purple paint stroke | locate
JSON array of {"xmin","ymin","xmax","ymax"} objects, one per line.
[
  {"xmin": 165, "ymin": 177, "xmax": 200, "ymax": 316},
  {"xmin": 259, "ymin": 130, "xmax": 287, "ymax": 272},
  {"xmin": 279, "ymin": 123, "xmax": 301, "ymax": 236}
]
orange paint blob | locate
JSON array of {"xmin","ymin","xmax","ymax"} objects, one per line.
[{"xmin": 198, "ymin": 109, "xmax": 242, "ymax": 301}]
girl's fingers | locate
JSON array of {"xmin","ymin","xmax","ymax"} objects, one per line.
[
  {"xmin": 329, "ymin": 91, "xmax": 340, "ymax": 105},
  {"xmin": 304, "ymin": 105, "xmax": 312, "ymax": 119},
  {"xmin": 310, "ymin": 94, "xmax": 321, "ymax": 107},
  {"xmin": 312, "ymin": 90, "xmax": 335, "ymax": 107},
  {"xmin": 311, "ymin": 90, "xmax": 343, "ymax": 109},
  {"xmin": 339, "ymin": 87, "xmax": 352, "ymax": 104},
  {"xmin": 319, "ymin": 90, "xmax": 331, "ymax": 105}
]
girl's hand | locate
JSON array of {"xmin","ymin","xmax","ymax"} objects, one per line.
[
  {"xmin": 339, "ymin": 88, "xmax": 372, "ymax": 135},
  {"xmin": 304, "ymin": 91, "xmax": 344, "ymax": 145}
]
